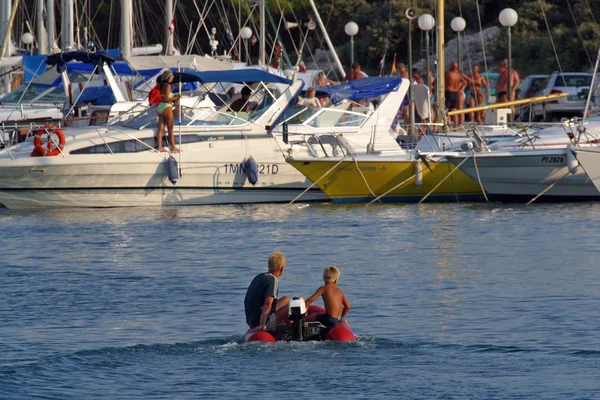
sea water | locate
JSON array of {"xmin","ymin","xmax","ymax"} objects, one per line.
[{"xmin": 1, "ymin": 203, "xmax": 599, "ymax": 399}]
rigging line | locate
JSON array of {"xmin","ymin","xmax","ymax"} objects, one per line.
[
  {"xmin": 275, "ymin": 0, "xmax": 301, "ymax": 64},
  {"xmin": 294, "ymin": 0, "xmax": 337, "ymax": 78},
  {"xmin": 472, "ymin": 151, "xmax": 489, "ymax": 202},
  {"xmin": 366, "ymin": 172, "xmax": 416, "ymax": 206},
  {"xmin": 288, "ymin": 156, "xmax": 348, "ymax": 205},
  {"xmin": 419, "ymin": 152, "xmax": 474, "ymax": 204},
  {"xmin": 475, "ymin": 0, "xmax": 490, "ymax": 86},
  {"xmin": 583, "ymin": 0, "xmax": 600, "ymax": 34},
  {"xmin": 566, "ymin": 0, "xmax": 593, "ymax": 68},
  {"xmin": 525, "ymin": 168, "xmax": 572, "ymax": 206},
  {"xmin": 325, "ymin": 0, "xmax": 335, "ymax": 29},
  {"xmin": 458, "ymin": 0, "xmax": 485, "ymax": 123},
  {"xmin": 353, "ymin": 156, "xmax": 379, "ymax": 201},
  {"xmin": 189, "ymin": 0, "xmax": 217, "ymax": 50},
  {"xmin": 379, "ymin": 0, "xmax": 393, "ymax": 76},
  {"xmin": 135, "ymin": 0, "xmax": 149, "ymax": 47},
  {"xmin": 107, "ymin": 0, "xmax": 113, "ymax": 49},
  {"xmin": 538, "ymin": 0, "xmax": 566, "ymax": 85}
]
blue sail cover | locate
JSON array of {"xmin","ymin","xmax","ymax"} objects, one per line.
[
  {"xmin": 172, "ymin": 68, "xmax": 292, "ymax": 84},
  {"xmin": 326, "ymin": 77, "xmax": 402, "ymax": 102},
  {"xmin": 46, "ymin": 51, "xmax": 117, "ymax": 73}
]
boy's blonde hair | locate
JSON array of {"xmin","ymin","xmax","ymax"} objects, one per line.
[
  {"xmin": 323, "ymin": 266, "xmax": 340, "ymax": 284},
  {"xmin": 268, "ymin": 252, "xmax": 286, "ymax": 273}
]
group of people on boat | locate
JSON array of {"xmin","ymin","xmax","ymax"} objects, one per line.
[
  {"xmin": 445, "ymin": 59, "xmax": 520, "ymax": 124},
  {"xmin": 244, "ymin": 251, "xmax": 350, "ymax": 334}
]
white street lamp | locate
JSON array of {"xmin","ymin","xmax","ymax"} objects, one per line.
[
  {"xmin": 418, "ymin": 14, "xmax": 435, "ymax": 98},
  {"xmin": 344, "ymin": 22, "xmax": 359, "ymax": 66},
  {"xmin": 240, "ymin": 27, "xmax": 253, "ymax": 65},
  {"xmin": 22, "ymin": 32, "xmax": 34, "ymax": 55},
  {"xmin": 451, "ymin": 17, "xmax": 466, "ymax": 72},
  {"xmin": 499, "ymin": 8, "xmax": 518, "ymax": 105}
]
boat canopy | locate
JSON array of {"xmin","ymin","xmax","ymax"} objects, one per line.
[
  {"xmin": 172, "ymin": 69, "xmax": 293, "ymax": 85},
  {"xmin": 123, "ymin": 55, "xmax": 232, "ymax": 72},
  {"xmin": 46, "ymin": 52, "xmax": 117, "ymax": 73},
  {"xmin": 325, "ymin": 77, "xmax": 402, "ymax": 102}
]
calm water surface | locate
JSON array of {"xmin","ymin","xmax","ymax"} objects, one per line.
[{"xmin": 1, "ymin": 202, "xmax": 599, "ymax": 399}]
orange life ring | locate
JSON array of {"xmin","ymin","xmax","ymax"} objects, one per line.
[{"xmin": 31, "ymin": 125, "xmax": 66, "ymax": 157}]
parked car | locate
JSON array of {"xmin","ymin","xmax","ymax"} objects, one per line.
[
  {"xmin": 515, "ymin": 74, "xmax": 549, "ymax": 121},
  {"xmin": 532, "ymin": 72, "xmax": 592, "ymax": 122},
  {"xmin": 517, "ymin": 74, "xmax": 549, "ymax": 99}
]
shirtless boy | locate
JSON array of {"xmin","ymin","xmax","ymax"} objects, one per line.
[{"xmin": 305, "ymin": 266, "xmax": 350, "ymax": 327}]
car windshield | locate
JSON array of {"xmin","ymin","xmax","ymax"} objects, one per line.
[{"xmin": 555, "ymin": 75, "xmax": 592, "ymax": 87}]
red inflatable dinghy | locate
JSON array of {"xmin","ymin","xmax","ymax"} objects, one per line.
[{"xmin": 244, "ymin": 300, "xmax": 355, "ymax": 342}]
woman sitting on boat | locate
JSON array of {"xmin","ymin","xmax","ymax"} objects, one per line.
[{"xmin": 156, "ymin": 71, "xmax": 181, "ymax": 153}]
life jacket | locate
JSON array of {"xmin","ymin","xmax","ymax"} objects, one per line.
[{"xmin": 149, "ymin": 87, "xmax": 162, "ymax": 105}]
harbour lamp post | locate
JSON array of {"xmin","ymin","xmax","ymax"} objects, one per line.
[
  {"xmin": 418, "ymin": 14, "xmax": 435, "ymax": 92},
  {"xmin": 22, "ymin": 32, "xmax": 34, "ymax": 55},
  {"xmin": 240, "ymin": 26, "xmax": 253, "ymax": 65},
  {"xmin": 450, "ymin": 17, "xmax": 466, "ymax": 72},
  {"xmin": 344, "ymin": 22, "xmax": 359, "ymax": 66},
  {"xmin": 499, "ymin": 8, "xmax": 518, "ymax": 103}
]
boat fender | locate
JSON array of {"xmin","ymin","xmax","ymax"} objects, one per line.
[
  {"xmin": 415, "ymin": 160, "xmax": 423, "ymax": 189},
  {"xmin": 566, "ymin": 144, "xmax": 578, "ymax": 174},
  {"xmin": 167, "ymin": 156, "xmax": 179, "ymax": 184},
  {"xmin": 245, "ymin": 156, "xmax": 258, "ymax": 185}
]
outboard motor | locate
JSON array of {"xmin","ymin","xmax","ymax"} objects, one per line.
[
  {"xmin": 289, "ymin": 296, "xmax": 307, "ymax": 340},
  {"xmin": 272, "ymin": 297, "xmax": 325, "ymax": 341}
]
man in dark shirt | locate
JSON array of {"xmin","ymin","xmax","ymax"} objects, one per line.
[
  {"xmin": 229, "ymin": 86, "xmax": 252, "ymax": 113},
  {"xmin": 244, "ymin": 252, "xmax": 290, "ymax": 332}
]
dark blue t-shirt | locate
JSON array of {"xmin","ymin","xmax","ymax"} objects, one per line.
[{"xmin": 244, "ymin": 272, "xmax": 279, "ymax": 328}]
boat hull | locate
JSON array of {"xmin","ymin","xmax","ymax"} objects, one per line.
[
  {"xmin": 0, "ymin": 138, "xmax": 327, "ymax": 208},
  {"xmin": 446, "ymin": 149, "xmax": 600, "ymax": 201},
  {"xmin": 575, "ymin": 147, "xmax": 600, "ymax": 194},
  {"xmin": 287, "ymin": 157, "xmax": 483, "ymax": 203}
]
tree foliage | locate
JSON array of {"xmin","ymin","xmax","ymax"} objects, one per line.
[{"xmin": 21, "ymin": 0, "xmax": 600, "ymax": 77}]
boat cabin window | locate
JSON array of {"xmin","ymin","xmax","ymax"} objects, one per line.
[
  {"xmin": 70, "ymin": 134, "xmax": 204, "ymax": 154},
  {"xmin": 0, "ymin": 84, "xmax": 64, "ymax": 103}
]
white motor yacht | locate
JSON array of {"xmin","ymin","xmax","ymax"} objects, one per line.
[
  {"xmin": 0, "ymin": 69, "xmax": 329, "ymax": 209},
  {"xmin": 445, "ymin": 116, "xmax": 600, "ymax": 201}
]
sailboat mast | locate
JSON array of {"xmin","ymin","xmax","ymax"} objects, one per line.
[
  {"xmin": 36, "ymin": 0, "xmax": 47, "ymax": 54},
  {"xmin": 0, "ymin": 0, "xmax": 17, "ymax": 62},
  {"xmin": 46, "ymin": 0, "xmax": 55, "ymax": 53},
  {"xmin": 259, "ymin": 0, "xmax": 265, "ymax": 65},
  {"xmin": 61, "ymin": 0, "xmax": 75, "ymax": 50},
  {"xmin": 436, "ymin": 0, "xmax": 444, "ymax": 122},
  {"xmin": 120, "ymin": 0, "xmax": 132, "ymax": 57},
  {"xmin": 165, "ymin": 0, "xmax": 174, "ymax": 55}
]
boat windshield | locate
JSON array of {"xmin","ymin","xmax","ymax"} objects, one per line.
[
  {"xmin": 286, "ymin": 105, "xmax": 368, "ymax": 128},
  {"xmin": 0, "ymin": 84, "xmax": 64, "ymax": 103},
  {"xmin": 123, "ymin": 82, "xmax": 287, "ymax": 129}
]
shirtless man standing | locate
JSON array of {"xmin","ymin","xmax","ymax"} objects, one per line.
[
  {"xmin": 445, "ymin": 62, "xmax": 467, "ymax": 125},
  {"xmin": 496, "ymin": 59, "xmax": 520, "ymax": 103},
  {"xmin": 346, "ymin": 62, "xmax": 364, "ymax": 82},
  {"xmin": 464, "ymin": 65, "xmax": 491, "ymax": 123}
]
